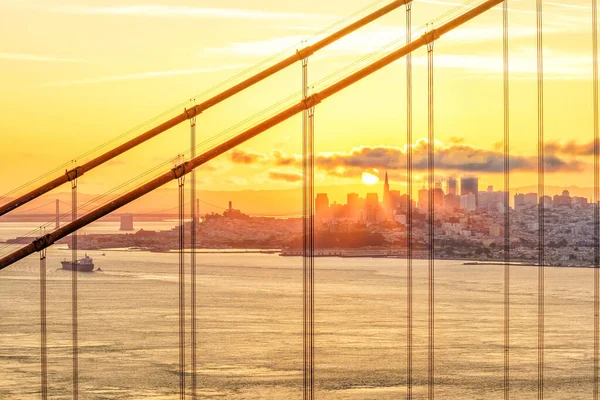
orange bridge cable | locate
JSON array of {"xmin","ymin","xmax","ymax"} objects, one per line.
[
  {"xmin": 71, "ymin": 178, "xmax": 79, "ymax": 400},
  {"xmin": 0, "ymin": 0, "xmax": 392, "ymax": 206},
  {"xmin": 427, "ymin": 39, "xmax": 435, "ymax": 400},
  {"xmin": 0, "ymin": 1, "xmax": 471, "ymax": 237},
  {"xmin": 39, "ymin": 244, "xmax": 48, "ymax": 400},
  {"xmin": 190, "ymin": 117, "xmax": 198, "ymax": 399},
  {"xmin": 503, "ymin": 0, "xmax": 510, "ymax": 399},
  {"xmin": 594, "ymin": 0, "xmax": 599, "ymax": 397},
  {"xmin": 0, "ymin": 0, "xmax": 506, "ymax": 271},
  {"xmin": 406, "ymin": 2, "xmax": 413, "ymax": 399},
  {"xmin": 0, "ymin": 0, "xmax": 412, "ymax": 219},
  {"xmin": 178, "ymin": 176, "xmax": 186, "ymax": 399}
]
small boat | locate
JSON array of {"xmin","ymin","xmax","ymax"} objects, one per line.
[{"xmin": 61, "ymin": 255, "xmax": 95, "ymax": 272}]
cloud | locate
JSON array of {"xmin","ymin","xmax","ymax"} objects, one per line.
[
  {"xmin": 42, "ymin": 64, "xmax": 249, "ymax": 87},
  {"xmin": 55, "ymin": 5, "xmax": 336, "ymax": 21},
  {"xmin": 227, "ymin": 141, "xmax": 583, "ymax": 179},
  {"xmin": 412, "ymin": 49, "xmax": 592, "ymax": 80},
  {"xmin": 0, "ymin": 52, "xmax": 88, "ymax": 63},
  {"xmin": 272, "ymin": 150, "xmax": 300, "ymax": 166},
  {"xmin": 314, "ymin": 140, "xmax": 583, "ymax": 177},
  {"xmin": 268, "ymin": 170, "xmax": 302, "ymax": 183},
  {"xmin": 229, "ymin": 149, "xmax": 299, "ymax": 166},
  {"xmin": 230, "ymin": 149, "xmax": 267, "ymax": 164},
  {"xmin": 546, "ymin": 139, "xmax": 596, "ymax": 156},
  {"xmin": 546, "ymin": 2, "xmax": 590, "ymax": 10}
]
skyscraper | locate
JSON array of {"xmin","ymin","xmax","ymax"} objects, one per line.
[
  {"xmin": 315, "ymin": 193, "xmax": 329, "ymax": 219},
  {"xmin": 382, "ymin": 171, "xmax": 392, "ymax": 215},
  {"xmin": 460, "ymin": 176, "xmax": 479, "ymax": 207},
  {"xmin": 447, "ymin": 177, "xmax": 457, "ymax": 196}
]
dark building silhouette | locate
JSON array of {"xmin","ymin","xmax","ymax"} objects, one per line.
[
  {"xmin": 447, "ymin": 177, "xmax": 457, "ymax": 196},
  {"xmin": 461, "ymin": 176, "xmax": 479, "ymax": 207}
]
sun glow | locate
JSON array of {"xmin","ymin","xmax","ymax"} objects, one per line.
[{"xmin": 362, "ymin": 170, "xmax": 379, "ymax": 185}]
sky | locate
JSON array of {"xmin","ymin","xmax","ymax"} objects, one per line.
[{"xmin": 0, "ymin": 0, "xmax": 598, "ymax": 208}]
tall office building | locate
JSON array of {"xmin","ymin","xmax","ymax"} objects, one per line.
[
  {"xmin": 382, "ymin": 172, "xmax": 393, "ymax": 216},
  {"xmin": 447, "ymin": 177, "xmax": 457, "ymax": 196},
  {"xmin": 460, "ymin": 176, "xmax": 479, "ymax": 207},
  {"xmin": 347, "ymin": 193, "xmax": 360, "ymax": 219},
  {"xmin": 315, "ymin": 193, "xmax": 329, "ymax": 219}
]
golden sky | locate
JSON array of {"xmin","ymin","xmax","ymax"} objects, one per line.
[{"xmin": 0, "ymin": 0, "xmax": 598, "ymax": 205}]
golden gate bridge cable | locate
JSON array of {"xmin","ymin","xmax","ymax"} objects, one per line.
[
  {"xmin": 309, "ymin": 104, "xmax": 315, "ymax": 400},
  {"xmin": 427, "ymin": 37, "xmax": 435, "ymax": 400},
  {"xmin": 4, "ymin": 29, "xmax": 422, "ymax": 248},
  {"xmin": 178, "ymin": 173, "xmax": 186, "ymax": 399},
  {"xmin": 0, "ymin": 0, "xmax": 468, "ymax": 221},
  {"xmin": 536, "ymin": 0, "xmax": 545, "ymax": 398},
  {"xmin": 0, "ymin": 0, "xmax": 391, "ymax": 205},
  {"xmin": 0, "ymin": 0, "xmax": 412, "ymax": 219},
  {"xmin": 0, "ymin": 1, "xmax": 471, "ymax": 239},
  {"xmin": 39, "ymin": 235, "xmax": 48, "ymax": 400},
  {"xmin": 190, "ymin": 116, "xmax": 198, "ymax": 400},
  {"xmin": 503, "ymin": 1, "xmax": 510, "ymax": 398},
  {"xmin": 0, "ymin": 0, "xmax": 507, "ymax": 271},
  {"xmin": 406, "ymin": 2, "xmax": 413, "ymax": 398},
  {"xmin": 302, "ymin": 54, "xmax": 308, "ymax": 400},
  {"xmin": 593, "ymin": 0, "xmax": 599, "ymax": 397},
  {"xmin": 71, "ymin": 175, "xmax": 79, "ymax": 400}
]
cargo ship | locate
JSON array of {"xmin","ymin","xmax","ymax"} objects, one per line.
[{"xmin": 61, "ymin": 255, "xmax": 95, "ymax": 272}]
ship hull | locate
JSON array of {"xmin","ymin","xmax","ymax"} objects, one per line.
[{"xmin": 60, "ymin": 261, "xmax": 94, "ymax": 272}]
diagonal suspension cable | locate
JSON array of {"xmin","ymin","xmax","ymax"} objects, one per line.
[
  {"xmin": 0, "ymin": 0, "xmax": 412, "ymax": 219},
  {"xmin": 0, "ymin": 0, "xmax": 507, "ymax": 272},
  {"xmin": 0, "ymin": 0, "xmax": 391, "ymax": 206}
]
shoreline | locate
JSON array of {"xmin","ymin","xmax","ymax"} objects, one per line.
[{"xmin": 50, "ymin": 246, "xmax": 595, "ymax": 268}]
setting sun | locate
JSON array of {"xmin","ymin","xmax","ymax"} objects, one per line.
[{"xmin": 362, "ymin": 170, "xmax": 379, "ymax": 185}]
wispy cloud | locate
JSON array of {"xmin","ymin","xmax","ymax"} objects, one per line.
[
  {"xmin": 412, "ymin": 48, "xmax": 592, "ymax": 80},
  {"xmin": 204, "ymin": 24, "xmax": 558, "ymax": 60},
  {"xmin": 546, "ymin": 2, "xmax": 590, "ymax": 10},
  {"xmin": 55, "ymin": 4, "xmax": 336, "ymax": 21},
  {"xmin": 268, "ymin": 170, "xmax": 302, "ymax": 183},
  {"xmin": 42, "ymin": 64, "xmax": 250, "ymax": 87},
  {"xmin": 0, "ymin": 52, "xmax": 88, "ymax": 63}
]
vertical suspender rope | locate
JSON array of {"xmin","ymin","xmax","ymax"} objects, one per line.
[
  {"xmin": 406, "ymin": 2, "xmax": 413, "ymax": 399},
  {"xmin": 427, "ymin": 38, "xmax": 435, "ymax": 400},
  {"xmin": 302, "ymin": 51, "xmax": 315, "ymax": 400},
  {"xmin": 71, "ymin": 172, "xmax": 79, "ymax": 400},
  {"xmin": 536, "ymin": 1, "xmax": 545, "ymax": 398},
  {"xmin": 309, "ymin": 105, "xmax": 315, "ymax": 400},
  {"xmin": 503, "ymin": 1, "xmax": 510, "ymax": 399},
  {"xmin": 593, "ymin": 0, "xmax": 599, "ymax": 397},
  {"xmin": 40, "ymin": 228, "xmax": 48, "ymax": 400},
  {"xmin": 302, "ymin": 54, "xmax": 307, "ymax": 400},
  {"xmin": 178, "ymin": 172, "xmax": 186, "ymax": 400},
  {"xmin": 190, "ymin": 114, "xmax": 198, "ymax": 400}
]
